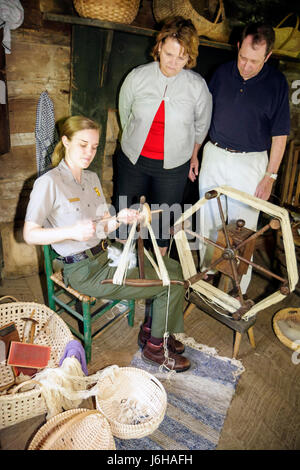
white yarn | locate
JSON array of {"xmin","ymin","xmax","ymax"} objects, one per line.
[
  {"xmin": 107, "ymin": 245, "xmax": 136, "ymax": 269},
  {"xmin": 113, "ymin": 220, "xmax": 138, "ymax": 285},
  {"xmin": 34, "ymin": 358, "xmax": 119, "ymax": 420}
]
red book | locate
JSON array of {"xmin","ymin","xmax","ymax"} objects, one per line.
[{"xmin": 7, "ymin": 342, "xmax": 51, "ymax": 369}]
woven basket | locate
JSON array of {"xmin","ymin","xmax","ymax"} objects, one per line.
[
  {"xmin": 273, "ymin": 13, "xmax": 300, "ymax": 58},
  {"xmin": 273, "ymin": 308, "xmax": 300, "ymax": 351},
  {"xmin": 96, "ymin": 367, "xmax": 167, "ymax": 439},
  {"xmin": 153, "ymin": 0, "xmax": 231, "ymax": 43},
  {"xmin": 0, "ymin": 301, "xmax": 73, "ymax": 429},
  {"xmin": 73, "ymin": 0, "xmax": 140, "ymax": 25},
  {"xmin": 28, "ymin": 408, "xmax": 115, "ymax": 450}
]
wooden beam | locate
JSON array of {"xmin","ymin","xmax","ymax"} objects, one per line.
[
  {"xmin": 43, "ymin": 12, "xmax": 234, "ymax": 51},
  {"xmin": 43, "ymin": 12, "xmax": 157, "ymax": 37},
  {"xmin": 43, "ymin": 12, "xmax": 300, "ymax": 61}
]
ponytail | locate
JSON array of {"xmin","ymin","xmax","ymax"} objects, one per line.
[{"xmin": 52, "ymin": 140, "xmax": 65, "ymax": 167}]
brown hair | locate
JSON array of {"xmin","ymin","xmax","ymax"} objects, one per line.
[
  {"xmin": 152, "ymin": 16, "xmax": 199, "ymax": 69},
  {"xmin": 241, "ymin": 23, "xmax": 275, "ymax": 56},
  {"xmin": 52, "ymin": 115, "xmax": 100, "ymax": 167}
]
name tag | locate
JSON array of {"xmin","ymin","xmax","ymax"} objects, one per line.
[{"xmin": 68, "ymin": 198, "xmax": 80, "ymax": 203}]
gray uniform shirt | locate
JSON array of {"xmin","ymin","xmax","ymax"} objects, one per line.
[
  {"xmin": 119, "ymin": 61, "xmax": 212, "ymax": 169},
  {"xmin": 25, "ymin": 159, "xmax": 109, "ymax": 256}
]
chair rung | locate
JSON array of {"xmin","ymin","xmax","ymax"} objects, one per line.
[
  {"xmin": 52, "ymin": 295, "xmax": 83, "ymax": 322},
  {"xmin": 90, "ymin": 300, "xmax": 120, "ymax": 322},
  {"xmin": 51, "ymin": 270, "xmax": 96, "ymax": 302},
  {"xmin": 64, "ymin": 323, "xmax": 84, "ymax": 342},
  {"xmin": 92, "ymin": 307, "xmax": 130, "ymax": 340}
]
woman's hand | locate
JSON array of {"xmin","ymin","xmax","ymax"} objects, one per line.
[
  {"xmin": 117, "ymin": 208, "xmax": 140, "ymax": 225},
  {"xmin": 73, "ymin": 220, "xmax": 96, "ymax": 241},
  {"xmin": 188, "ymin": 158, "xmax": 199, "ymax": 182},
  {"xmin": 188, "ymin": 143, "xmax": 200, "ymax": 182}
]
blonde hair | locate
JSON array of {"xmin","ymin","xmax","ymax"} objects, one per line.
[
  {"xmin": 52, "ymin": 115, "xmax": 100, "ymax": 167},
  {"xmin": 152, "ymin": 16, "xmax": 199, "ymax": 69}
]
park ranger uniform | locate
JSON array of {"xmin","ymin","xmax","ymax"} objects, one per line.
[{"xmin": 25, "ymin": 159, "xmax": 184, "ymax": 338}]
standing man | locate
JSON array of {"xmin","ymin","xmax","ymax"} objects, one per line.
[{"xmin": 198, "ymin": 23, "xmax": 290, "ymax": 294}]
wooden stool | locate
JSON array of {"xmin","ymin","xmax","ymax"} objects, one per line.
[{"xmin": 185, "ymin": 291, "xmax": 256, "ymax": 358}]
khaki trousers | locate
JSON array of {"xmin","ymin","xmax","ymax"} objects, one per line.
[{"xmin": 63, "ymin": 244, "xmax": 185, "ymax": 338}]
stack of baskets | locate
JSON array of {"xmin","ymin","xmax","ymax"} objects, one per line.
[
  {"xmin": 73, "ymin": 0, "xmax": 140, "ymax": 25},
  {"xmin": 28, "ymin": 367, "xmax": 167, "ymax": 449},
  {"xmin": 28, "ymin": 409, "xmax": 115, "ymax": 450},
  {"xmin": 1, "ymin": 300, "xmax": 167, "ymax": 449},
  {"xmin": 0, "ymin": 301, "xmax": 73, "ymax": 429}
]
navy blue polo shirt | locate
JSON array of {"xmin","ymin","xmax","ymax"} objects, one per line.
[{"xmin": 208, "ymin": 60, "xmax": 290, "ymax": 152}]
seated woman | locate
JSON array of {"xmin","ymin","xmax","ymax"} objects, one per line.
[{"xmin": 23, "ymin": 115, "xmax": 190, "ymax": 372}]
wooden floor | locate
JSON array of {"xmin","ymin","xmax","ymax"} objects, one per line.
[{"xmin": 0, "ymin": 256, "xmax": 300, "ymax": 450}]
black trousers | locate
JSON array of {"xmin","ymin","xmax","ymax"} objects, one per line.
[{"xmin": 115, "ymin": 150, "xmax": 190, "ymax": 247}]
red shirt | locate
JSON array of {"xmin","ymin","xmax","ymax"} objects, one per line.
[{"xmin": 141, "ymin": 100, "xmax": 165, "ymax": 160}]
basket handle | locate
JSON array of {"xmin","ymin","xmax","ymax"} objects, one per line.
[
  {"xmin": 11, "ymin": 379, "xmax": 42, "ymax": 394},
  {"xmin": 0, "ymin": 296, "xmax": 18, "ymax": 303},
  {"xmin": 275, "ymin": 13, "xmax": 300, "ymax": 51},
  {"xmin": 214, "ymin": 0, "xmax": 226, "ymax": 24},
  {"xmin": 276, "ymin": 13, "xmax": 299, "ymax": 28},
  {"xmin": 40, "ymin": 410, "xmax": 103, "ymax": 450}
]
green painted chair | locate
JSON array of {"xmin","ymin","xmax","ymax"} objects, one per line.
[{"xmin": 43, "ymin": 245, "xmax": 135, "ymax": 363}]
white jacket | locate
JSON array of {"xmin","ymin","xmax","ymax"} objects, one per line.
[{"xmin": 119, "ymin": 61, "xmax": 212, "ymax": 169}]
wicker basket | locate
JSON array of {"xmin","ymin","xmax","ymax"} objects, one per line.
[
  {"xmin": 95, "ymin": 367, "xmax": 167, "ymax": 439},
  {"xmin": 153, "ymin": 0, "xmax": 231, "ymax": 43},
  {"xmin": 73, "ymin": 0, "xmax": 140, "ymax": 25},
  {"xmin": 0, "ymin": 301, "xmax": 73, "ymax": 429},
  {"xmin": 273, "ymin": 14, "xmax": 300, "ymax": 59},
  {"xmin": 28, "ymin": 408, "xmax": 115, "ymax": 450},
  {"xmin": 273, "ymin": 308, "xmax": 300, "ymax": 351}
]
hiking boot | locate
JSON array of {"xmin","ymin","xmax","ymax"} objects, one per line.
[
  {"xmin": 138, "ymin": 325, "xmax": 185, "ymax": 354},
  {"xmin": 142, "ymin": 340, "xmax": 191, "ymax": 373}
]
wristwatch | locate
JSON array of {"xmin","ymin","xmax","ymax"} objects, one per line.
[{"xmin": 265, "ymin": 171, "xmax": 278, "ymax": 180}]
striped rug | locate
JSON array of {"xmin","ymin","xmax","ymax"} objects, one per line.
[{"xmin": 115, "ymin": 335, "xmax": 244, "ymax": 451}]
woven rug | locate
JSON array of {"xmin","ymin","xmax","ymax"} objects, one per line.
[{"xmin": 115, "ymin": 335, "xmax": 245, "ymax": 451}]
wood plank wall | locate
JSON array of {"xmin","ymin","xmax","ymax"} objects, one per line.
[{"xmin": 0, "ymin": 11, "xmax": 71, "ymax": 225}]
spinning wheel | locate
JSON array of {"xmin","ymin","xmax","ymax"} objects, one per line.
[{"xmin": 174, "ymin": 186, "xmax": 298, "ymax": 323}]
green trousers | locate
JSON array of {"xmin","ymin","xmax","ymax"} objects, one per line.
[{"xmin": 63, "ymin": 244, "xmax": 185, "ymax": 338}]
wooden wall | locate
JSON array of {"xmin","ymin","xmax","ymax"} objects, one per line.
[
  {"xmin": 0, "ymin": 11, "xmax": 71, "ymax": 225},
  {"xmin": 0, "ymin": 1, "xmax": 71, "ymax": 277}
]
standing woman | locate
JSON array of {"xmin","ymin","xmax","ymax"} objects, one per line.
[
  {"xmin": 23, "ymin": 115, "xmax": 191, "ymax": 372},
  {"xmin": 116, "ymin": 16, "xmax": 212, "ymax": 255}
]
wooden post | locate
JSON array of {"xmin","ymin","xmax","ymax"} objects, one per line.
[{"xmin": 0, "ymin": 29, "xmax": 10, "ymax": 155}]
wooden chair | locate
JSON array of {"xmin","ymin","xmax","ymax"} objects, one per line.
[{"xmin": 43, "ymin": 245, "xmax": 135, "ymax": 363}]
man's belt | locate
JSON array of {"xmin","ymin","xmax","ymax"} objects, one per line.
[
  {"xmin": 63, "ymin": 240, "xmax": 109, "ymax": 264},
  {"xmin": 212, "ymin": 141, "xmax": 245, "ymax": 154}
]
